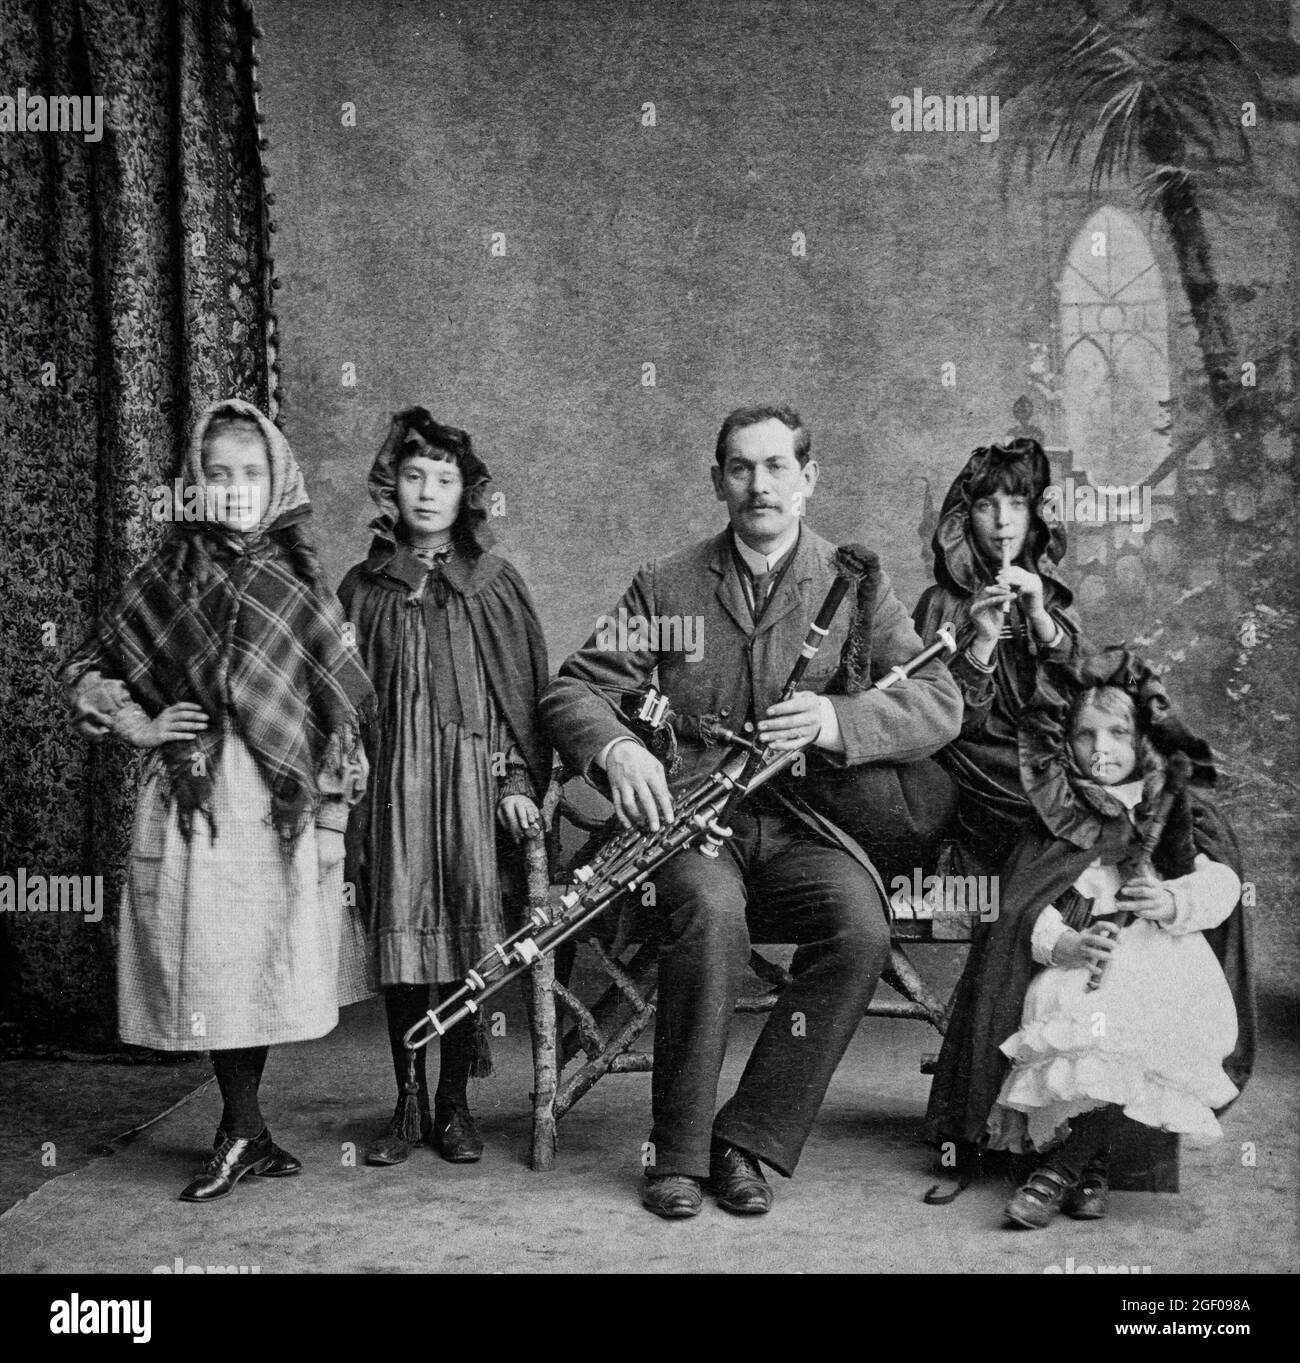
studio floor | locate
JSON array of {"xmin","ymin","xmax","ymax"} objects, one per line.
[{"xmin": 1, "ymin": 980, "xmax": 1295, "ymax": 1275}]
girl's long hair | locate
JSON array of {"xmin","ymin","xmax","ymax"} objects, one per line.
[{"xmin": 1066, "ymin": 684, "xmax": 1165, "ymax": 787}]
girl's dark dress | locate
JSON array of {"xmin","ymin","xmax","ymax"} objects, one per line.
[
  {"xmin": 913, "ymin": 442, "xmax": 1084, "ymax": 874},
  {"xmin": 338, "ymin": 535, "xmax": 549, "ymax": 987}
]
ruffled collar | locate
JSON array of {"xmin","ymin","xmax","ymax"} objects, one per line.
[
  {"xmin": 411, "ymin": 538, "xmax": 452, "ymax": 567},
  {"xmin": 933, "ymin": 512, "xmax": 1073, "ymax": 604},
  {"xmin": 931, "ymin": 440, "xmax": 1072, "ymax": 605},
  {"xmin": 1019, "ymin": 649, "xmax": 1216, "ymax": 850},
  {"xmin": 1106, "ymin": 779, "xmax": 1145, "ymax": 811}
]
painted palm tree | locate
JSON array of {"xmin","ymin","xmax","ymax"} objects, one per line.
[{"xmin": 972, "ymin": 0, "xmax": 1265, "ymax": 471}]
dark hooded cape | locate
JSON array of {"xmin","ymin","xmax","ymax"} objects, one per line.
[
  {"xmin": 344, "ymin": 405, "xmax": 549, "ymax": 798},
  {"xmin": 913, "ymin": 440, "xmax": 1085, "ymax": 866},
  {"xmin": 338, "ymin": 536, "xmax": 550, "ymax": 802}
]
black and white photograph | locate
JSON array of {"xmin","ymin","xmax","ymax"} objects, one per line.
[{"xmin": 1, "ymin": 0, "xmax": 1296, "ymax": 1307}]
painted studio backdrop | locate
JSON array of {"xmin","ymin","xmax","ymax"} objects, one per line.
[{"xmin": 1, "ymin": 1, "xmax": 1296, "ymax": 1050}]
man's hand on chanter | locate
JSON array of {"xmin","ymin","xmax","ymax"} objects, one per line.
[
  {"xmin": 757, "ymin": 690, "xmax": 824, "ymax": 752},
  {"xmin": 605, "ymin": 741, "xmax": 675, "ymax": 832}
]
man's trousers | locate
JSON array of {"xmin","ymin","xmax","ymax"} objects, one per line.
[{"xmin": 639, "ymin": 806, "xmax": 891, "ymax": 1180}]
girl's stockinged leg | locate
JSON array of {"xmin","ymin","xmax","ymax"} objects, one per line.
[
  {"xmin": 1042, "ymin": 1104, "xmax": 1120, "ymax": 1183},
  {"xmin": 384, "ymin": 984, "xmax": 432, "ymax": 1111},
  {"xmin": 431, "ymin": 982, "xmax": 485, "ymax": 1163},
  {"xmin": 211, "ymin": 1046, "xmax": 268, "ymax": 1140},
  {"xmin": 364, "ymin": 985, "xmax": 435, "ymax": 1167},
  {"xmin": 1047, "ymin": 1105, "xmax": 1117, "ymax": 1222},
  {"xmin": 434, "ymin": 981, "xmax": 476, "ymax": 1109}
]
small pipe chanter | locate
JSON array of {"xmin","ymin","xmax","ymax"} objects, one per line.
[{"xmin": 1085, "ymin": 752, "xmax": 1193, "ymax": 993}]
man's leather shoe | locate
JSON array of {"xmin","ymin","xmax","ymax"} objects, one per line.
[
  {"xmin": 214, "ymin": 1128, "xmax": 301, "ymax": 1177},
  {"xmin": 642, "ymin": 1173, "xmax": 704, "ymax": 1219},
  {"xmin": 180, "ymin": 1129, "xmax": 274, "ymax": 1202},
  {"xmin": 365, "ymin": 1103, "xmax": 433, "ymax": 1166},
  {"xmin": 709, "ymin": 1142, "xmax": 773, "ymax": 1215},
  {"xmin": 433, "ymin": 1105, "xmax": 483, "ymax": 1163}
]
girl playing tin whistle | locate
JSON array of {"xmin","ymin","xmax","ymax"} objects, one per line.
[{"xmin": 913, "ymin": 439, "xmax": 1086, "ymax": 879}]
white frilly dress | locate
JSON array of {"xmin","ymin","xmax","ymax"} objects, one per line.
[{"xmin": 988, "ymin": 780, "xmax": 1240, "ymax": 1152}]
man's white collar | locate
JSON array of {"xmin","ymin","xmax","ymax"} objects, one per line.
[{"xmin": 732, "ymin": 523, "xmax": 800, "ymax": 575}]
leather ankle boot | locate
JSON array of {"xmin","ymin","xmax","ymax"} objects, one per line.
[{"xmin": 180, "ymin": 1128, "xmax": 275, "ymax": 1203}]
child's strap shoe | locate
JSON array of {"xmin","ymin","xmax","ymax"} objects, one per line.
[
  {"xmin": 1064, "ymin": 1162, "xmax": 1110, "ymax": 1220},
  {"xmin": 1004, "ymin": 1165, "xmax": 1075, "ymax": 1229}
]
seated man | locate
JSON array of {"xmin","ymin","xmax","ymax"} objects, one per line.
[{"xmin": 540, "ymin": 404, "xmax": 962, "ymax": 1219}]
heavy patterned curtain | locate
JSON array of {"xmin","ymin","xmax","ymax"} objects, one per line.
[{"xmin": 0, "ymin": 0, "xmax": 281, "ymax": 1047}]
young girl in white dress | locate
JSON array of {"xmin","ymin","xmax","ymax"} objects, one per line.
[{"xmin": 990, "ymin": 682, "xmax": 1244, "ymax": 1229}]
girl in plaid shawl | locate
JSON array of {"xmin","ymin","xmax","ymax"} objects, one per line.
[
  {"xmin": 63, "ymin": 398, "xmax": 377, "ymax": 1205},
  {"xmin": 339, "ymin": 409, "xmax": 549, "ymax": 1168}
]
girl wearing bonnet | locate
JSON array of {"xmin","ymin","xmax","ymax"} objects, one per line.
[
  {"xmin": 923, "ymin": 650, "xmax": 1254, "ymax": 1220},
  {"xmin": 913, "ymin": 438, "xmax": 1087, "ymax": 877},
  {"xmin": 338, "ymin": 408, "xmax": 549, "ymax": 1168}
]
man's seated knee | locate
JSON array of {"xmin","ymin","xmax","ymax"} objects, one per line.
[
  {"xmin": 799, "ymin": 881, "xmax": 891, "ymax": 972},
  {"xmin": 631, "ymin": 875, "xmax": 750, "ymax": 956},
  {"xmin": 661, "ymin": 894, "xmax": 750, "ymax": 963},
  {"xmin": 847, "ymin": 883, "xmax": 892, "ymax": 959},
  {"xmin": 849, "ymin": 906, "xmax": 892, "ymax": 976}
]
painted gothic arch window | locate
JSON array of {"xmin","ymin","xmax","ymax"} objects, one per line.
[{"xmin": 1059, "ymin": 206, "xmax": 1172, "ymax": 489}]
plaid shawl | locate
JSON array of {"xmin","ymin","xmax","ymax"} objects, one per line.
[{"xmin": 65, "ymin": 400, "xmax": 375, "ymax": 842}]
